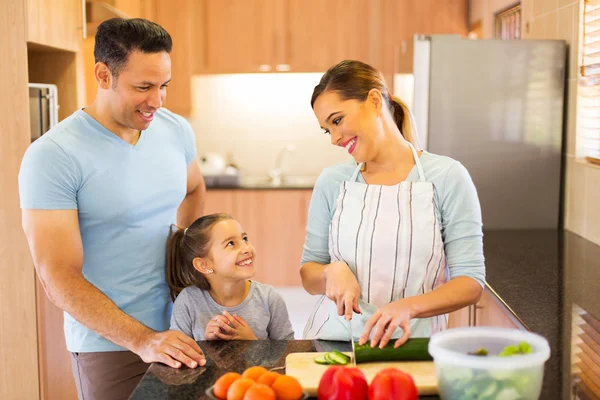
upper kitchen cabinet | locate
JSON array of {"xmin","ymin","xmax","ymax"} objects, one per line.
[
  {"xmin": 26, "ymin": 0, "xmax": 85, "ymax": 52},
  {"xmin": 194, "ymin": 0, "xmax": 286, "ymax": 73},
  {"xmin": 194, "ymin": 0, "xmax": 384, "ymax": 74},
  {"xmin": 287, "ymin": 0, "xmax": 384, "ymax": 72},
  {"xmin": 381, "ymin": 0, "xmax": 468, "ymax": 75}
]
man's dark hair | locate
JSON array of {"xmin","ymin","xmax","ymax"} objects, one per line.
[{"xmin": 94, "ymin": 18, "xmax": 172, "ymax": 78}]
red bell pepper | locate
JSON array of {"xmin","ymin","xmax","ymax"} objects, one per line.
[
  {"xmin": 317, "ymin": 366, "xmax": 369, "ymax": 400},
  {"xmin": 368, "ymin": 368, "xmax": 418, "ymax": 400}
]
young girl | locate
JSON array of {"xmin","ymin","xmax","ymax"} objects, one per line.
[{"xmin": 166, "ymin": 213, "xmax": 294, "ymax": 341}]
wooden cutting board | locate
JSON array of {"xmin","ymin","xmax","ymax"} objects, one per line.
[{"xmin": 285, "ymin": 352, "xmax": 438, "ymax": 396}]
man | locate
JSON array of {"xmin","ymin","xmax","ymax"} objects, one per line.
[{"xmin": 19, "ymin": 18, "xmax": 206, "ymax": 400}]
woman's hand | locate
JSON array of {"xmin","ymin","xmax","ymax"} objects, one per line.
[
  {"xmin": 208, "ymin": 311, "xmax": 258, "ymax": 341},
  {"xmin": 359, "ymin": 298, "xmax": 415, "ymax": 349},
  {"xmin": 324, "ymin": 261, "xmax": 362, "ymax": 320}
]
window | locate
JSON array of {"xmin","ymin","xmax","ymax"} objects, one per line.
[
  {"xmin": 579, "ymin": 0, "xmax": 600, "ymax": 164},
  {"xmin": 495, "ymin": 4, "xmax": 521, "ymax": 40}
]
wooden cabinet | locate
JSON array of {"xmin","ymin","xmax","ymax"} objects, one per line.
[
  {"xmin": 475, "ymin": 288, "xmax": 525, "ymax": 329},
  {"xmin": 204, "ymin": 189, "xmax": 312, "ymax": 287},
  {"xmin": 193, "ymin": 0, "xmax": 467, "ymax": 76},
  {"xmin": 193, "ymin": 0, "xmax": 285, "ymax": 74},
  {"xmin": 26, "ymin": 0, "xmax": 84, "ymax": 52},
  {"xmin": 1, "ymin": 2, "xmax": 40, "ymax": 399},
  {"xmin": 381, "ymin": 0, "xmax": 468, "ymax": 75},
  {"xmin": 36, "ymin": 280, "xmax": 79, "ymax": 400},
  {"xmin": 447, "ymin": 287, "xmax": 526, "ymax": 330}
]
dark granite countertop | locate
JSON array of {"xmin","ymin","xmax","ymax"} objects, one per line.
[
  {"xmin": 206, "ymin": 185, "xmax": 314, "ymax": 190},
  {"xmin": 130, "ymin": 229, "xmax": 600, "ymax": 400}
]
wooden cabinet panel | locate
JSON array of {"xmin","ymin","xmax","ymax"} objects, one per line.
[
  {"xmin": 203, "ymin": 190, "xmax": 312, "ymax": 287},
  {"xmin": 26, "ymin": 0, "xmax": 83, "ymax": 52},
  {"xmin": 286, "ymin": 0, "xmax": 335, "ymax": 72},
  {"xmin": 36, "ymin": 279, "xmax": 78, "ymax": 400},
  {"xmin": 382, "ymin": 0, "xmax": 468, "ymax": 75},
  {"xmin": 192, "ymin": 0, "xmax": 466, "ymax": 75},
  {"xmin": 153, "ymin": 0, "xmax": 193, "ymax": 116},
  {"xmin": 1, "ymin": 1, "xmax": 40, "ymax": 399},
  {"xmin": 448, "ymin": 305, "xmax": 472, "ymax": 329},
  {"xmin": 199, "ymin": 0, "xmax": 281, "ymax": 73},
  {"xmin": 475, "ymin": 288, "xmax": 525, "ymax": 330},
  {"xmin": 448, "ymin": 288, "xmax": 525, "ymax": 330}
]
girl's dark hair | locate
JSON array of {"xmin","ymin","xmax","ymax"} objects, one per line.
[
  {"xmin": 94, "ymin": 18, "xmax": 173, "ymax": 78},
  {"xmin": 311, "ymin": 60, "xmax": 421, "ymax": 149},
  {"xmin": 166, "ymin": 213, "xmax": 233, "ymax": 300}
]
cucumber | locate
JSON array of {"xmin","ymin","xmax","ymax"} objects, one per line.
[
  {"xmin": 354, "ymin": 338, "xmax": 432, "ymax": 362},
  {"xmin": 329, "ymin": 351, "xmax": 349, "ymax": 365},
  {"xmin": 331, "ymin": 351, "xmax": 351, "ymax": 363},
  {"xmin": 314, "ymin": 351, "xmax": 350, "ymax": 365},
  {"xmin": 314, "ymin": 355, "xmax": 329, "ymax": 365}
]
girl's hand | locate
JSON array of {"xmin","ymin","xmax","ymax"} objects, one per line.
[
  {"xmin": 325, "ymin": 261, "xmax": 362, "ymax": 320},
  {"xmin": 219, "ymin": 311, "xmax": 258, "ymax": 340},
  {"xmin": 205, "ymin": 315, "xmax": 227, "ymax": 341},
  {"xmin": 359, "ymin": 299, "xmax": 415, "ymax": 349},
  {"xmin": 209, "ymin": 311, "xmax": 258, "ymax": 341}
]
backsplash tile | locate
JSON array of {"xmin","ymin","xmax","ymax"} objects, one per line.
[{"xmin": 188, "ymin": 73, "xmax": 351, "ymax": 177}]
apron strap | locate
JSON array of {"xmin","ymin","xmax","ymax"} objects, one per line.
[
  {"xmin": 350, "ymin": 163, "xmax": 363, "ymax": 182},
  {"xmin": 351, "ymin": 143, "xmax": 426, "ymax": 183},
  {"xmin": 407, "ymin": 142, "xmax": 426, "ymax": 183}
]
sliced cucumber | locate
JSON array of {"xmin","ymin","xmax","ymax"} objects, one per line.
[
  {"xmin": 314, "ymin": 355, "xmax": 329, "ymax": 365},
  {"xmin": 329, "ymin": 352, "xmax": 349, "ymax": 365},
  {"xmin": 331, "ymin": 351, "xmax": 351, "ymax": 363},
  {"xmin": 314, "ymin": 350, "xmax": 350, "ymax": 365}
]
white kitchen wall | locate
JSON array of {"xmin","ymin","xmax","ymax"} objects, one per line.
[{"xmin": 188, "ymin": 73, "xmax": 351, "ymax": 177}]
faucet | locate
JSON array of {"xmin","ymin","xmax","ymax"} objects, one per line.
[{"xmin": 268, "ymin": 144, "xmax": 296, "ymax": 186}]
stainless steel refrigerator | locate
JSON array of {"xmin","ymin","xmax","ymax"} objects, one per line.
[{"xmin": 410, "ymin": 35, "xmax": 566, "ymax": 229}]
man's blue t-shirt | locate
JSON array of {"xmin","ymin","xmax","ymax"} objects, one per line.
[{"xmin": 19, "ymin": 108, "xmax": 197, "ymax": 352}]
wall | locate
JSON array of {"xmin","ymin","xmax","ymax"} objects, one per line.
[
  {"xmin": 188, "ymin": 73, "xmax": 351, "ymax": 177},
  {"xmin": 0, "ymin": 0, "xmax": 40, "ymax": 399}
]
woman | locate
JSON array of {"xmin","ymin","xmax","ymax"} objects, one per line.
[{"xmin": 301, "ymin": 60, "xmax": 485, "ymax": 349}]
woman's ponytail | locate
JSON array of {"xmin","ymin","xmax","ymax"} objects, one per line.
[{"xmin": 389, "ymin": 95, "xmax": 422, "ymax": 150}]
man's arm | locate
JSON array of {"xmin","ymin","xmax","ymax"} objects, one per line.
[
  {"xmin": 22, "ymin": 209, "xmax": 205, "ymax": 368},
  {"xmin": 177, "ymin": 157, "xmax": 206, "ymax": 227}
]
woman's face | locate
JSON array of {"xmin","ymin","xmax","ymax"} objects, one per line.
[
  {"xmin": 196, "ymin": 219, "xmax": 256, "ymax": 281},
  {"xmin": 313, "ymin": 90, "xmax": 383, "ymax": 163}
]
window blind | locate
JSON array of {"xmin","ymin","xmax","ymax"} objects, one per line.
[
  {"xmin": 580, "ymin": 0, "xmax": 600, "ymax": 164},
  {"xmin": 495, "ymin": 4, "xmax": 521, "ymax": 40}
]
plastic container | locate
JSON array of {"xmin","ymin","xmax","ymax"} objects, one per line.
[{"xmin": 428, "ymin": 327, "xmax": 550, "ymax": 400}]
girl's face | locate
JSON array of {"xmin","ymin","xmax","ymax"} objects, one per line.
[
  {"xmin": 196, "ymin": 219, "xmax": 256, "ymax": 280},
  {"xmin": 313, "ymin": 90, "xmax": 384, "ymax": 164}
]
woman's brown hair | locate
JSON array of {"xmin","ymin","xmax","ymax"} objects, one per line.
[
  {"xmin": 311, "ymin": 59, "xmax": 421, "ymax": 149},
  {"xmin": 166, "ymin": 213, "xmax": 233, "ymax": 300}
]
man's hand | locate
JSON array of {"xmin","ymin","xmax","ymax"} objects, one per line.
[{"xmin": 134, "ymin": 330, "xmax": 206, "ymax": 369}]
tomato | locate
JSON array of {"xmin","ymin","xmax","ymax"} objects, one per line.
[
  {"xmin": 317, "ymin": 366, "xmax": 368, "ymax": 400},
  {"xmin": 368, "ymin": 368, "xmax": 418, "ymax": 400}
]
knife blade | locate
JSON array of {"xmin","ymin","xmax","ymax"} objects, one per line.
[{"xmin": 347, "ymin": 319, "xmax": 356, "ymax": 366}]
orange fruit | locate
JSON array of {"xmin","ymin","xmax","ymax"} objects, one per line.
[
  {"xmin": 271, "ymin": 375, "xmax": 304, "ymax": 400},
  {"xmin": 214, "ymin": 372, "xmax": 242, "ymax": 399},
  {"xmin": 256, "ymin": 371, "xmax": 281, "ymax": 387},
  {"xmin": 241, "ymin": 366, "xmax": 268, "ymax": 381},
  {"xmin": 226, "ymin": 378, "xmax": 254, "ymax": 400},
  {"xmin": 242, "ymin": 383, "xmax": 276, "ymax": 400}
]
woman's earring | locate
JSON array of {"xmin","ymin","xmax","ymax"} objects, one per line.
[{"xmin": 207, "ymin": 269, "xmax": 213, "ymax": 274}]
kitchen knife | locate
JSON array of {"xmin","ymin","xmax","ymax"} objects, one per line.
[{"xmin": 347, "ymin": 319, "xmax": 356, "ymax": 366}]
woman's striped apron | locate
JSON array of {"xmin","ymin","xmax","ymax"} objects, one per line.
[{"xmin": 304, "ymin": 143, "xmax": 449, "ymax": 341}]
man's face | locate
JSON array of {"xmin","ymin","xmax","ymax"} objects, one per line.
[{"xmin": 107, "ymin": 50, "xmax": 171, "ymax": 132}]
